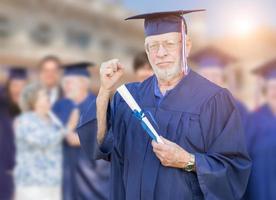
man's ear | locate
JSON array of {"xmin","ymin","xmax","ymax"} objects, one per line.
[{"xmin": 186, "ymin": 35, "xmax": 192, "ymax": 57}]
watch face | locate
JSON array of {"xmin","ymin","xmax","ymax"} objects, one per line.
[{"xmin": 185, "ymin": 164, "xmax": 194, "ymax": 172}]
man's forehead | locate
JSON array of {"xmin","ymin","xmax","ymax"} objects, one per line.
[
  {"xmin": 145, "ymin": 32, "xmax": 181, "ymax": 43},
  {"xmin": 10, "ymin": 79, "xmax": 27, "ymax": 84},
  {"xmin": 42, "ymin": 63, "xmax": 60, "ymax": 71}
]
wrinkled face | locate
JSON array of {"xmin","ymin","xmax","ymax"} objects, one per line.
[
  {"xmin": 198, "ymin": 67, "xmax": 224, "ymax": 86},
  {"xmin": 34, "ymin": 89, "xmax": 51, "ymax": 114},
  {"xmin": 265, "ymin": 79, "xmax": 276, "ymax": 109},
  {"xmin": 145, "ymin": 32, "xmax": 192, "ymax": 81},
  {"xmin": 39, "ymin": 60, "xmax": 61, "ymax": 88},
  {"xmin": 135, "ymin": 63, "xmax": 154, "ymax": 82},
  {"xmin": 8, "ymin": 79, "xmax": 27, "ymax": 104},
  {"xmin": 61, "ymin": 76, "xmax": 89, "ymax": 100}
]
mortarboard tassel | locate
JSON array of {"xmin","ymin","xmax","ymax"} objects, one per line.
[{"xmin": 181, "ymin": 16, "xmax": 189, "ymax": 75}]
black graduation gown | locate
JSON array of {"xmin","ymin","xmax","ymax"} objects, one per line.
[
  {"xmin": 244, "ymin": 105, "xmax": 276, "ymax": 200},
  {"xmin": 53, "ymin": 93, "xmax": 110, "ymax": 200},
  {"xmin": 77, "ymin": 70, "xmax": 251, "ymax": 200},
  {"xmin": 0, "ymin": 96, "xmax": 16, "ymax": 200}
]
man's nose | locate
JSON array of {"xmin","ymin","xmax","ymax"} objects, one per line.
[{"xmin": 156, "ymin": 44, "xmax": 168, "ymax": 57}]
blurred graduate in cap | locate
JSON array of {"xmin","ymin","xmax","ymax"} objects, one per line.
[
  {"xmin": 53, "ymin": 62, "xmax": 110, "ymax": 200},
  {"xmin": 190, "ymin": 46, "xmax": 249, "ymax": 126},
  {"xmin": 5, "ymin": 67, "xmax": 28, "ymax": 117},
  {"xmin": 244, "ymin": 59, "xmax": 276, "ymax": 200},
  {"xmin": 77, "ymin": 10, "xmax": 251, "ymax": 200},
  {"xmin": 0, "ymin": 67, "xmax": 28, "ymax": 200}
]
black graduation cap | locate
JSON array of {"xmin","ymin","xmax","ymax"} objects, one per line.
[
  {"xmin": 190, "ymin": 46, "xmax": 235, "ymax": 69},
  {"xmin": 63, "ymin": 62, "xmax": 95, "ymax": 77},
  {"xmin": 253, "ymin": 58, "xmax": 276, "ymax": 80},
  {"xmin": 9, "ymin": 67, "xmax": 28, "ymax": 80},
  {"xmin": 125, "ymin": 9, "xmax": 205, "ymax": 36}
]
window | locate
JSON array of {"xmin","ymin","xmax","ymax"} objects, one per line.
[
  {"xmin": 0, "ymin": 15, "xmax": 12, "ymax": 38},
  {"xmin": 30, "ymin": 23, "xmax": 53, "ymax": 45},
  {"xmin": 65, "ymin": 29, "xmax": 91, "ymax": 49}
]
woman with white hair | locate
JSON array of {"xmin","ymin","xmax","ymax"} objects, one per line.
[{"xmin": 14, "ymin": 82, "xmax": 79, "ymax": 200}]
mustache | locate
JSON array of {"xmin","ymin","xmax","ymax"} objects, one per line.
[{"xmin": 156, "ymin": 61, "xmax": 174, "ymax": 65}]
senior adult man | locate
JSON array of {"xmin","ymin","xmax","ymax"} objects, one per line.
[{"xmin": 77, "ymin": 10, "xmax": 251, "ymax": 200}]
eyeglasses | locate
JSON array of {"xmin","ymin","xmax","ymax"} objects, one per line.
[{"xmin": 145, "ymin": 40, "xmax": 181, "ymax": 54}]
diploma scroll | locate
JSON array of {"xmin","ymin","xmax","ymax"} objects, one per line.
[{"xmin": 117, "ymin": 84, "xmax": 163, "ymax": 144}]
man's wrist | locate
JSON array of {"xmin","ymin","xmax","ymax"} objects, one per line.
[
  {"xmin": 177, "ymin": 149, "xmax": 190, "ymax": 168},
  {"xmin": 98, "ymin": 87, "xmax": 112, "ymax": 98},
  {"xmin": 183, "ymin": 153, "xmax": 196, "ymax": 172}
]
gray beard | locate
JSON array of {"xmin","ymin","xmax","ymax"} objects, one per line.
[{"xmin": 153, "ymin": 64, "xmax": 182, "ymax": 82}]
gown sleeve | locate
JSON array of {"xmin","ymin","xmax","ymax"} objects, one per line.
[
  {"xmin": 77, "ymin": 95, "xmax": 116, "ymax": 162},
  {"xmin": 195, "ymin": 89, "xmax": 252, "ymax": 200}
]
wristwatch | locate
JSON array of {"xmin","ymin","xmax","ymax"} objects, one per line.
[{"xmin": 183, "ymin": 153, "xmax": 195, "ymax": 172}]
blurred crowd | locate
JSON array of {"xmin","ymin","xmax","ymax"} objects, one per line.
[{"xmin": 0, "ymin": 46, "xmax": 276, "ymax": 200}]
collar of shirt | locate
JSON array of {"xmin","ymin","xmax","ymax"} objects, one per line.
[
  {"xmin": 153, "ymin": 76, "xmax": 166, "ymax": 99},
  {"xmin": 153, "ymin": 68, "xmax": 190, "ymax": 104}
]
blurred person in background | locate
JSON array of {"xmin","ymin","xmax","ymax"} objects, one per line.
[
  {"xmin": 190, "ymin": 46, "xmax": 248, "ymax": 126},
  {"xmin": 0, "ymin": 67, "xmax": 28, "ymax": 200},
  {"xmin": 14, "ymin": 82, "xmax": 78, "ymax": 200},
  {"xmin": 53, "ymin": 62, "xmax": 110, "ymax": 200},
  {"xmin": 133, "ymin": 51, "xmax": 153, "ymax": 82},
  {"xmin": 0, "ymin": 96, "xmax": 16, "ymax": 200},
  {"xmin": 245, "ymin": 59, "xmax": 276, "ymax": 200},
  {"xmin": 0, "ymin": 67, "xmax": 8, "ymax": 95},
  {"xmin": 4, "ymin": 68, "xmax": 28, "ymax": 118},
  {"xmin": 38, "ymin": 55, "xmax": 63, "ymax": 105}
]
